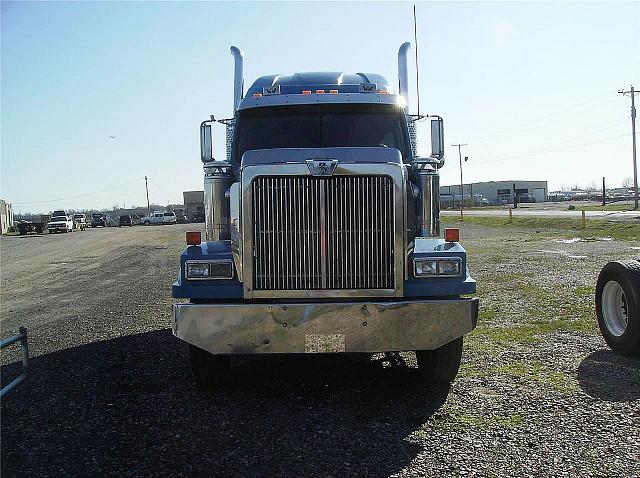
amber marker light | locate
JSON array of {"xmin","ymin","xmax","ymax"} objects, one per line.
[
  {"xmin": 186, "ymin": 231, "xmax": 202, "ymax": 245},
  {"xmin": 302, "ymin": 90, "xmax": 312, "ymax": 95},
  {"xmin": 445, "ymin": 228, "xmax": 460, "ymax": 243},
  {"xmin": 329, "ymin": 89, "xmax": 339, "ymax": 94},
  {"xmin": 316, "ymin": 89, "xmax": 325, "ymax": 94}
]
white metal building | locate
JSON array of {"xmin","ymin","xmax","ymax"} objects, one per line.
[
  {"xmin": 1, "ymin": 199, "xmax": 14, "ymax": 234},
  {"xmin": 440, "ymin": 180, "xmax": 548, "ymax": 205}
]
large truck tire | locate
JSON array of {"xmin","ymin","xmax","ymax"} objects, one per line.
[
  {"xmin": 595, "ymin": 260, "xmax": 640, "ymax": 356},
  {"xmin": 144, "ymin": 220, "xmax": 151, "ymax": 226},
  {"xmin": 415, "ymin": 336, "xmax": 464, "ymax": 384},
  {"xmin": 189, "ymin": 344, "xmax": 230, "ymax": 391}
]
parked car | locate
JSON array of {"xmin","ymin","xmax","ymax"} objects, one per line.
[
  {"xmin": 47, "ymin": 214, "xmax": 74, "ymax": 233},
  {"xmin": 91, "ymin": 213, "xmax": 108, "ymax": 228},
  {"xmin": 118, "ymin": 215, "xmax": 133, "ymax": 227},
  {"xmin": 141, "ymin": 211, "xmax": 177, "ymax": 226},
  {"xmin": 176, "ymin": 213, "xmax": 188, "ymax": 224},
  {"xmin": 73, "ymin": 214, "xmax": 87, "ymax": 231}
]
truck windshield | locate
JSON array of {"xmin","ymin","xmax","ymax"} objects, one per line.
[{"xmin": 233, "ymin": 104, "xmax": 411, "ymax": 163}]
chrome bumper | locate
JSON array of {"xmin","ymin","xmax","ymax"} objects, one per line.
[{"xmin": 173, "ymin": 298, "xmax": 478, "ymax": 354}]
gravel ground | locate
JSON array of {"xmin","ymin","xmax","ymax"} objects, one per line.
[{"xmin": 1, "ymin": 223, "xmax": 639, "ymax": 477}]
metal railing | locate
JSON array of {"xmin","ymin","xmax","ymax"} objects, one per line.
[{"xmin": 1, "ymin": 327, "xmax": 29, "ymax": 398}]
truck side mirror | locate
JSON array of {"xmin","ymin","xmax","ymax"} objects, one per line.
[
  {"xmin": 430, "ymin": 117, "xmax": 444, "ymax": 160},
  {"xmin": 200, "ymin": 124, "xmax": 213, "ymax": 163}
]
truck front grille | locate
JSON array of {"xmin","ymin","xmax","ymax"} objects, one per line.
[{"xmin": 252, "ymin": 176, "xmax": 394, "ymax": 291}]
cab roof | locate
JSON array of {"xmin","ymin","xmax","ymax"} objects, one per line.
[{"xmin": 240, "ymin": 72, "xmax": 401, "ymax": 111}]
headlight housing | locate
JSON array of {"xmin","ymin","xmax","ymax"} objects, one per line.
[
  {"xmin": 414, "ymin": 257, "xmax": 462, "ymax": 278},
  {"xmin": 185, "ymin": 259, "xmax": 234, "ymax": 280}
]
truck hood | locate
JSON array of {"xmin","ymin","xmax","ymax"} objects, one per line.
[{"xmin": 240, "ymin": 147, "xmax": 403, "ymax": 169}]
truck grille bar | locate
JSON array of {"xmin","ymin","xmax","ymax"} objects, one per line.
[{"xmin": 252, "ymin": 176, "xmax": 394, "ymax": 291}]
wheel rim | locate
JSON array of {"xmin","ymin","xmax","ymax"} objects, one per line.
[{"xmin": 602, "ymin": 280, "xmax": 628, "ymax": 337}]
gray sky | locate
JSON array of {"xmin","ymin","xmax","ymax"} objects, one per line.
[{"xmin": 2, "ymin": 1, "xmax": 639, "ymax": 213}]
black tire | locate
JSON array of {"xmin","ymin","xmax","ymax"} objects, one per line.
[
  {"xmin": 595, "ymin": 260, "xmax": 640, "ymax": 356},
  {"xmin": 415, "ymin": 337, "xmax": 464, "ymax": 384},
  {"xmin": 189, "ymin": 345, "xmax": 230, "ymax": 391},
  {"xmin": 144, "ymin": 221, "xmax": 150, "ymax": 226}
]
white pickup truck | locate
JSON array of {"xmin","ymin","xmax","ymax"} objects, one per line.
[
  {"xmin": 141, "ymin": 211, "xmax": 177, "ymax": 226},
  {"xmin": 47, "ymin": 214, "xmax": 74, "ymax": 233}
]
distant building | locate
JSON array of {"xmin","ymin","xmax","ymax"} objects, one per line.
[
  {"xmin": 440, "ymin": 180, "xmax": 548, "ymax": 206},
  {"xmin": 183, "ymin": 191, "xmax": 204, "ymax": 220},
  {"xmin": 0, "ymin": 199, "xmax": 14, "ymax": 234}
]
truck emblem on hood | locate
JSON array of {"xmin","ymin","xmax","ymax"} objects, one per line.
[{"xmin": 306, "ymin": 159, "xmax": 338, "ymax": 176}]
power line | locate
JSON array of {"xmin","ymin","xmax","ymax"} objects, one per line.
[
  {"xmin": 467, "ymin": 94, "xmax": 611, "ymax": 143},
  {"xmin": 12, "ymin": 177, "xmax": 145, "ymax": 205},
  {"xmin": 468, "ymin": 132, "xmax": 633, "ymax": 166},
  {"xmin": 469, "ymin": 119, "xmax": 628, "ymax": 162}
]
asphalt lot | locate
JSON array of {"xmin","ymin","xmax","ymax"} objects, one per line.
[{"xmin": 1, "ymin": 223, "xmax": 639, "ymax": 477}]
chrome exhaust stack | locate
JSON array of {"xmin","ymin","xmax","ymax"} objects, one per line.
[
  {"xmin": 203, "ymin": 161, "xmax": 232, "ymax": 241},
  {"xmin": 413, "ymin": 118, "xmax": 446, "ymax": 238},
  {"xmin": 413, "ymin": 159, "xmax": 440, "ymax": 237},
  {"xmin": 397, "ymin": 42, "xmax": 411, "ymax": 110},
  {"xmin": 201, "ymin": 118, "xmax": 232, "ymax": 242},
  {"xmin": 230, "ymin": 46, "xmax": 244, "ymax": 113}
]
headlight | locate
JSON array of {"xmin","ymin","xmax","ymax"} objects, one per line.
[
  {"xmin": 186, "ymin": 262, "xmax": 210, "ymax": 279},
  {"xmin": 414, "ymin": 258, "xmax": 438, "ymax": 276},
  {"xmin": 414, "ymin": 257, "xmax": 462, "ymax": 277},
  {"xmin": 437, "ymin": 259, "xmax": 461, "ymax": 276},
  {"xmin": 209, "ymin": 260, "xmax": 234, "ymax": 280}
]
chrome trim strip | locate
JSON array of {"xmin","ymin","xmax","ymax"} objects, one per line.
[{"xmin": 238, "ymin": 93, "xmax": 404, "ymax": 111}]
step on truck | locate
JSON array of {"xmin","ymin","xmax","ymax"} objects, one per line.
[{"xmin": 172, "ymin": 43, "xmax": 478, "ymax": 390}]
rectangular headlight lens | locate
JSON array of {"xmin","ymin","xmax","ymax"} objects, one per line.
[
  {"xmin": 186, "ymin": 262, "xmax": 209, "ymax": 279},
  {"xmin": 438, "ymin": 259, "xmax": 461, "ymax": 276},
  {"xmin": 210, "ymin": 260, "xmax": 234, "ymax": 280},
  {"xmin": 414, "ymin": 258, "xmax": 438, "ymax": 276}
]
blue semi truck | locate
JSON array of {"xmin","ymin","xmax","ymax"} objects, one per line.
[{"xmin": 172, "ymin": 43, "xmax": 478, "ymax": 390}]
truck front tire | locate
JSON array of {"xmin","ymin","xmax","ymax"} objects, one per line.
[
  {"xmin": 189, "ymin": 344, "xmax": 230, "ymax": 391},
  {"xmin": 415, "ymin": 337, "xmax": 464, "ymax": 384},
  {"xmin": 596, "ymin": 260, "xmax": 640, "ymax": 356}
]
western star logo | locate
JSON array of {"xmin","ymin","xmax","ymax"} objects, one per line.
[{"xmin": 306, "ymin": 159, "xmax": 338, "ymax": 176}]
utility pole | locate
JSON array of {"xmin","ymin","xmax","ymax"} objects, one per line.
[
  {"xmin": 602, "ymin": 177, "xmax": 606, "ymax": 206},
  {"xmin": 145, "ymin": 176, "xmax": 150, "ymax": 216},
  {"xmin": 618, "ymin": 86, "xmax": 638, "ymax": 209},
  {"xmin": 452, "ymin": 143, "xmax": 468, "ymax": 220}
]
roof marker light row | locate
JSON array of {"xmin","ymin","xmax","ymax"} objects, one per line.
[{"xmin": 257, "ymin": 83, "xmax": 388, "ymax": 96}]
